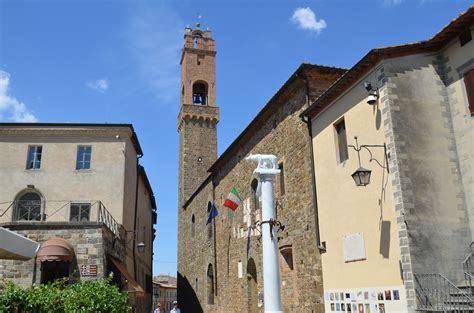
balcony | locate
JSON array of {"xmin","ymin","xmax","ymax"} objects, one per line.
[{"xmin": 0, "ymin": 200, "xmax": 123, "ymax": 239}]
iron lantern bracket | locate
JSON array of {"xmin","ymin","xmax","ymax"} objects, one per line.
[
  {"xmin": 348, "ymin": 136, "xmax": 390, "ymax": 173},
  {"xmin": 255, "ymin": 218, "xmax": 284, "ymax": 240}
]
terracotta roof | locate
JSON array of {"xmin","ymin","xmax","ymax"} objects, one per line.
[
  {"xmin": 0, "ymin": 123, "xmax": 144, "ymax": 156},
  {"xmin": 303, "ymin": 6, "xmax": 474, "ymax": 119}
]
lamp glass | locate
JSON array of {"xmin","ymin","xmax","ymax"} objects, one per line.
[
  {"xmin": 137, "ymin": 242, "xmax": 146, "ymax": 253},
  {"xmin": 351, "ymin": 167, "xmax": 372, "ymax": 186}
]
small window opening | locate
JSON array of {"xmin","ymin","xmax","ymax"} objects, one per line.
[
  {"xmin": 207, "ymin": 202, "xmax": 213, "ymax": 240},
  {"xmin": 70, "ymin": 203, "xmax": 91, "ymax": 222},
  {"xmin": 193, "ymin": 82, "xmax": 208, "ymax": 105},
  {"xmin": 207, "ymin": 264, "xmax": 215, "ymax": 305},
  {"xmin": 251, "ymin": 179, "xmax": 259, "ymax": 212},
  {"xmin": 335, "ymin": 119, "xmax": 349, "ymax": 163},
  {"xmin": 278, "ymin": 163, "xmax": 285, "ymax": 196},
  {"xmin": 280, "ymin": 246, "xmax": 294, "ymax": 270},
  {"xmin": 191, "ymin": 214, "xmax": 195, "ymax": 237}
]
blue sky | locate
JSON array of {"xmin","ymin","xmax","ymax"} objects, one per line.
[{"xmin": 0, "ymin": 0, "xmax": 471, "ymax": 276}]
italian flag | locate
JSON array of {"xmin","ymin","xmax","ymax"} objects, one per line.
[{"xmin": 223, "ymin": 188, "xmax": 242, "ymax": 211}]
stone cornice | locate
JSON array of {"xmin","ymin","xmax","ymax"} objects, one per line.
[{"xmin": 177, "ymin": 104, "xmax": 219, "ymax": 131}]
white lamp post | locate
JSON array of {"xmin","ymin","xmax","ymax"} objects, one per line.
[{"xmin": 245, "ymin": 154, "xmax": 283, "ymax": 313}]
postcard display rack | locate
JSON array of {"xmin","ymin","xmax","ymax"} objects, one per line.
[{"xmin": 324, "ymin": 286, "xmax": 407, "ymax": 313}]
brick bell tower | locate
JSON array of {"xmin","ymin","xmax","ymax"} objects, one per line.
[{"xmin": 177, "ymin": 20, "xmax": 219, "ymax": 209}]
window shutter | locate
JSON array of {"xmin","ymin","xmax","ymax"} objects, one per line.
[{"xmin": 464, "ymin": 69, "xmax": 474, "ymax": 116}]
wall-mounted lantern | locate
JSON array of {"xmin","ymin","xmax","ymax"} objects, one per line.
[
  {"xmin": 125, "ymin": 230, "xmax": 147, "ymax": 253},
  {"xmin": 348, "ymin": 136, "xmax": 389, "ymax": 187}
]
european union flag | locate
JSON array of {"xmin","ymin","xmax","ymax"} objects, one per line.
[{"xmin": 206, "ymin": 202, "xmax": 218, "ymax": 225}]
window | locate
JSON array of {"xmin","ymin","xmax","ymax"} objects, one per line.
[
  {"xmin": 278, "ymin": 163, "xmax": 285, "ymax": 196},
  {"xmin": 191, "ymin": 214, "xmax": 195, "ymax": 237},
  {"xmin": 14, "ymin": 192, "xmax": 41, "ymax": 221},
  {"xmin": 26, "ymin": 146, "xmax": 42, "ymax": 169},
  {"xmin": 192, "ymin": 82, "xmax": 208, "ymax": 105},
  {"xmin": 335, "ymin": 119, "xmax": 349, "ymax": 163},
  {"xmin": 207, "ymin": 264, "xmax": 214, "ymax": 305},
  {"xmin": 76, "ymin": 146, "xmax": 92, "ymax": 170},
  {"xmin": 70, "ymin": 203, "xmax": 91, "ymax": 222},
  {"xmin": 464, "ymin": 69, "xmax": 474, "ymax": 116},
  {"xmin": 251, "ymin": 179, "xmax": 259, "ymax": 211}
]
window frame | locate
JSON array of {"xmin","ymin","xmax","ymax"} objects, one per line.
[
  {"xmin": 76, "ymin": 145, "xmax": 92, "ymax": 170},
  {"xmin": 26, "ymin": 145, "xmax": 42, "ymax": 170},
  {"xmin": 463, "ymin": 69, "xmax": 474, "ymax": 116},
  {"xmin": 69, "ymin": 203, "xmax": 91, "ymax": 222},
  {"xmin": 334, "ymin": 118, "xmax": 349, "ymax": 163}
]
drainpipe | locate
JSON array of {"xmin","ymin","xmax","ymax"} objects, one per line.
[
  {"xmin": 133, "ymin": 154, "xmax": 144, "ymax": 280},
  {"xmin": 296, "ymin": 73, "xmax": 324, "ymax": 250}
]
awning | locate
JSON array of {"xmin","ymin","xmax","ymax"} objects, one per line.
[
  {"xmin": 37, "ymin": 237, "xmax": 75, "ymax": 262},
  {"xmin": 109, "ymin": 257, "xmax": 145, "ymax": 298},
  {"xmin": 0, "ymin": 227, "xmax": 40, "ymax": 260}
]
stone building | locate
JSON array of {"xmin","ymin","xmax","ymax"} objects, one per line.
[
  {"xmin": 0, "ymin": 123, "xmax": 157, "ymax": 312},
  {"xmin": 176, "ymin": 22, "xmax": 346, "ymax": 312},
  {"xmin": 152, "ymin": 276, "xmax": 177, "ymax": 312},
  {"xmin": 302, "ymin": 7, "xmax": 473, "ymax": 313}
]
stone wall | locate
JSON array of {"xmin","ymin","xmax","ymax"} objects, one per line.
[{"xmin": 0, "ymin": 224, "xmax": 125, "ymax": 288}]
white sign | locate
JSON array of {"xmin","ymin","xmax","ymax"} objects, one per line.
[{"xmin": 343, "ymin": 233, "xmax": 366, "ymax": 262}]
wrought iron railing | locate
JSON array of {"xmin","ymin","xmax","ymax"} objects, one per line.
[
  {"xmin": 463, "ymin": 242, "xmax": 474, "ymax": 295},
  {"xmin": 415, "ymin": 273, "xmax": 474, "ymax": 311},
  {"xmin": 0, "ymin": 200, "xmax": 122, "ymax": 239}
]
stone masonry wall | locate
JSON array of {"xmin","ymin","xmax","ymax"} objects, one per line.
[{"xmin": 0, "ymin": 224, "xmax": 125, "ymax": 288}]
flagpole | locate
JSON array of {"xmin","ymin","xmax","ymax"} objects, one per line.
[{"xmin": 245, "ymin": 154, "xmax": 283, "ymax": 313}]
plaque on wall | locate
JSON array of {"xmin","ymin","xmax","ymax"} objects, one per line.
[{"xmin": 80, "ymin": 265, "xmax": 98, "ymax": 277}]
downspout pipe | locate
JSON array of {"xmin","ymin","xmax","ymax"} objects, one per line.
[{"xmin": 296, "ymin": 73, "xmax": 325, "ymax": 251}]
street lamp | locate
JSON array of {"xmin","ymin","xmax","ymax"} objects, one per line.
[
  {"xmin": 348, "ymin": 136, "xmax": 389, "ymax": 187},
  {"xmin": 351, "ymin": 167, "xmax": 372, "ymax": 187},
  {"xmin": 137, "ymin": 242, "xmax": 146, "ymax": 253},
  {"xmin": 125, "ymin": 230, "xmax": 146, "ymax": 253}
]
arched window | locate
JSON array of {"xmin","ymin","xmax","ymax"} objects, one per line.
[
  {"xmin": 14, "ymin": 191, "xmax": 42, "ymax": 221},
  {"xmin": 191, "ymin": 214, "xmax": 195, "ymax": 237},
  {"xmin": 251, "ymin": 179, "xmax": 260, "ymax": 211},
  {"xmin": 207, "ymin": 264, "xmax": 214, "ymax": 305},
  {"xmin": 193, "ymin": 82, "xmax": 208, "ymax": 105}
]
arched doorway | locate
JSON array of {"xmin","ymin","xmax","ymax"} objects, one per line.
[
  {"xmin": 14, "ymin": 191, "xmax": 42, "ymax": 221},
  {"xmin": 247, "ymin": 258, "xmax": 258, "ymax": 313}
]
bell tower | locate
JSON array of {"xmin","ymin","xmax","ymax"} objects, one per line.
[{"xmin": 178, "ymin": 21, "xmax": 219, "ymax": 208}]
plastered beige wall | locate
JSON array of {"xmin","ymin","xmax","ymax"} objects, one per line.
[
  {"xmin": 0, "ymin": 127, "xmax": 135, "ymax": 225},
  {"xmin": 311, "ymin": 69, "xmax": 403, "ymax": 290}
]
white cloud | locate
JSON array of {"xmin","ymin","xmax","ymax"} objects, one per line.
[
  {"xmin": 0, "ymin": 70, "xmax": 38, "ymax": 122},
  {"xmin": 87, "ymin": 78, "xmax": 109, "ymax": 93},
  {"xmin": 291, "ymin": 7, "xmax": 327, "ymax": 34},
  {"xmin": 382, "ymin": 0, "xmax": 402, "ymax": 7},
  {"xmin": 127, "ymin": 3, "xmax": 183, "ymax": 102}
]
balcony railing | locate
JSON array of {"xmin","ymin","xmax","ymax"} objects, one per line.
[{"xmin": 0, "ymin": 200, "xmax": 123, "ymax": 239}]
